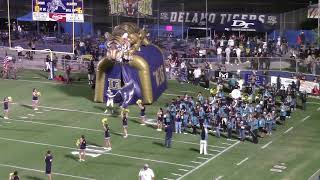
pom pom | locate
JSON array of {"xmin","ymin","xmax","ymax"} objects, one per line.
[
  {"xmin": 136, "ymin": 99, "xmax": 142, "ymax": 105},
  {"xmin": 76, "ymin": 139, "xmax": 80, "ymax": 146},
  {"xmin": 37, "ymin": 92, "xmax": 41, "ymax": 96},
  {"xmin": 8, "ymin": 97, "xmax": 12, "ymax": 102},
  {"xmin": 101, "ymin": 118, "xmax": 108, "ymax": 124}
]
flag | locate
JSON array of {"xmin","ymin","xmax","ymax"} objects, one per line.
[{"xmin": 118, "ymin": 80, "xmax": 136, "ymax": 108}]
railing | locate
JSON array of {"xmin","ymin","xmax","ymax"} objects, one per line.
[{"xmin": 177, "ymin": 57, "xmax": 320, "ymax": 76}]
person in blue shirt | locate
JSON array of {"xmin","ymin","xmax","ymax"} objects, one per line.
[
  {"xmin": 251, "ymin": 116, "xmax": 259, "ymax": 144},
  {"xmin": 191, "ymin": 110, "xmax": 198, "ymax": 135},
  {"xmin": 266, "ymin": 113, "xmax": 273, "ymax": 135},
  {"xmin": 175, "ymin": 112, "xmax": 182, "ymax": 134},
  {"xmin": 164, "ymin": 124, "xmax": 173, "ymax": 148},
  {"xmin": 227, "ymin": 119, "xmax": 233, "ymax": 140},
  {"xmin": 280, "ymin": 103, "xmax": 287, "ymax": 123}
]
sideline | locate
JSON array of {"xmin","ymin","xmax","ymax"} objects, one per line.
[{"xmin": 0, "ymin": 163, "xmax": 96, "ymax": 180}]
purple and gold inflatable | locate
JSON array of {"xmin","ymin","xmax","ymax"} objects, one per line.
[{"xmin": 94, "ymin": 23, "xmax": 167, "ymax": 106}]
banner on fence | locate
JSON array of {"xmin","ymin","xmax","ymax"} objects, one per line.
[{"xmin": 32, "ymin": 0, "xmax": 84, "ymax": 22}]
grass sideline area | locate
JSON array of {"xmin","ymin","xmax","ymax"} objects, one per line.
[{"xmin": 0, "ymin": 70, "xmax": 319, "ymax": 180}]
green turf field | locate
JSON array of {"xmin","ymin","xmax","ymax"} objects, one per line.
[{"xmin": 0, "ymin": 70, "xmax": 319, "ymax": 180}]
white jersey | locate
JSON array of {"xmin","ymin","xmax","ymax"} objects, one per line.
[{"xmin": 139, "ymin": 168, "xmax": 155, "ymax": 180}]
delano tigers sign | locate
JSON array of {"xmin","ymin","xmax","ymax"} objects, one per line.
[
  {"xmin": 160, "ymin": 11, "xmax": 279, "ymax": 32},
  {"xmin": 109, "ymin": 0, "xmax": 152, "ymax": 17}
]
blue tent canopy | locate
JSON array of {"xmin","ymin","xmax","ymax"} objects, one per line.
[{"xmin": 17, "ymin": 12, "xmax": 33, "ymax": 22}]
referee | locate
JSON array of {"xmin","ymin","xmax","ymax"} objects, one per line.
[{"xmin": 45, "ymin": 150, "xmax": 53, "ymax": 180}]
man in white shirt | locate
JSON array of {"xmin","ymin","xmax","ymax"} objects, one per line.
[
  {"xmin": 216, "ymin": 46, "xmax": 222, "ymax": 62},
  {"xmin": 235, "ymin": 47, "xmax": 241, "ymax": 65},
  {"xmin": 225, "ymin": 46, "xmax": 231, "ymax": 64},
  {"xmin": 228, "ymin": 37, "xmax": 234, "ymax": 47},
  {"xmin": 193, "ymin": 67, "xmax": 202, "ymax": 86},
  {"xmin": 139, "ymin": 164, "xmax": 155, "ymax": 180}
]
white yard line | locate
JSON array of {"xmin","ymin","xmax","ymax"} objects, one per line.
[
  {"xmin": 190, "ymin": 161, "xmax": 202, "ymax": 164},
  {"xmin": 270, "ymin": 168, "xmax": 282, "ymax": 173},
  {"xmin": 208, "ymin": 149, "xmax": 222, "ymax": 153},
  {"xmin": 0, "ymin": 163, "xmax": 96, "ymax": 180},
  {"xmin": 0, "ymin": 136, "xmax": 195, "ymax": 168},
  {"xmin": 283, "ymin": 127, "xmax": 294, "ymax": 134},
  {"xmin": 172, "ymin": 173, "xmax": 182, "ymax": 176},
  {"xmin": 318, "ymin": 107, "xmax": 320, "ymax": 111},
  {"xmin": 236, "ymin": 157, "xmax": 249, "ymax": 166},
  {"xmin": 261, "ymin": 141, "xmax": 273, "ymax": 149},
  {"xmin": 163, "ymin": 178, "xmax": 174, "ymax": 180},
  {"xmin": 215, "ymin": 176, "xmax": 223, "ymax": 180},
  {"xmin": 308, "ymin": 168, "xmax": 320, "ymax": 180},
  {"xmin": 178, "ymin": 169, "xmax": 189, "ymax": 172},
  {"xmin": 221, "ymin": 142, "xmax": 233, "ymax": 146},
  {"xmin": 7, "ymin": 116, "xmax": 225, "ymax": 148},
  {"xmin": 197, "ymin": 157, "xmax": 209, "ymax": 160},
  {"xmin": 301, "ymin": 116, "xmax": 311, "ymax": 122},
  {"xmin": 177, "ymin": 141, "xmax": 240, "ymax": 180}
]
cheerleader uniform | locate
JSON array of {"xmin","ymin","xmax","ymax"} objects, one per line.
[
  {"xmin": 140, "ymin": 106, "xmax": 146, "ymax": 117},
  {"xmin": 104, "ymin": 126, "xmax": 111, "ymax": 139},
  {"xmin": 80, "ymin": 139, "xmax": 86, "ymax": 150},
  {"xmin": 32, "ymin": 92, "xmax": 38, "ymax": 101},
  {"xmin": 3, "ymin": 100, "xmax": 8, "ymax": 112},
  {"xmin": 122, "ymin": 116, "xmax": 128, "ymax": 128},
  {"xmin": 157, "ymin": 111, "xmax": 163, "ymax": 123},
  {"xmin": 45, "ymin": 154, "xmax": 53, "ymax": 174}
]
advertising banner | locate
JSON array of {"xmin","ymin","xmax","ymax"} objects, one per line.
[
  {"xmin": 32, "ymin": 0, "xmax": 84, "ymax": 22},
  {"xmin": 159, "ymin": 12, "xmax": 279, "ymax": 32}
]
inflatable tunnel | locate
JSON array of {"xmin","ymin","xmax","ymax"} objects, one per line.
[{"xmin": 94, "ymin": 23, "xmax": 167, "ymax": 105}]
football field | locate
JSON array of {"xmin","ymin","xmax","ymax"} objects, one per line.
[{"xmin": 0, "ymin": 70, "xmax": 320, "ymax": 180}]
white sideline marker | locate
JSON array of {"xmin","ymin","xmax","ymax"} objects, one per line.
[
  {"xmin": 261, "ymin": 141, "xmax": 273, "ymax": 149},
  {"xmin": 283, "ymin": 127, "xmax": 294, "ymax": 134},
  {"xmin": 301, "ymin": 116, "xmax": 311, "ymax": 122},
  {"xmin": 236, "ymin": 157, "xmax": 249, "ymax": 166},
  {"xmin": 215, "ymin": 176, "xmax": 223, "ymax": 180},
  {"xmin": 317, "ymin": 107, "xmax": 320, "ymax": 111},
  {"xmin": 27, "ymin": 114, "xmax": 35, "ymax": 116},
  {"xmin": 35, "ymin": 111, "xmax": 43, "ymax": 114},
  {"xmin": 163, "ymin": 178, "xmax": 174, "ymax": 180},
  {"xmin": 19, "ymin": 116, "xmax": 28, "ymax": 119}
]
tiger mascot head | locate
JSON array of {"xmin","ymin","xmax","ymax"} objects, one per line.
[{"xmin": 123, "ymin": 0, "xmax": 140, "ymax": 16}]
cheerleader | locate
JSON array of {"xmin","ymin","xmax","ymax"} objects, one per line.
[
  {"xmin": 32, "ymin": 88, "xmax": 40, "ymax": 111},
  {"xmin": 103, "ymin": 122, "xmax": 112, "ymax": 150},
  {"xmin": 122, "ymin": 109, "xmax": 129, "ymax": 138},
  {"xmin": 9, "ymin": 171, "xmax": 19, "ymax": 180},
  {"xmin": 157, "ymin": 108, "xmax": 164, "ymax": 131},
  {"xmin": 137, "ymin": 100, "xmax": 146, "ymax": 126},
  {"xmin": 3, "ymin": 96, "xmax": 10, "ymax": 119},
  {"xmin": 78, "ymin": 135, "xmax": 86, "ymax": 162},
  {"xmin": 104, "ymin": 89, "xmax": 116, "ymax": 114}
]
